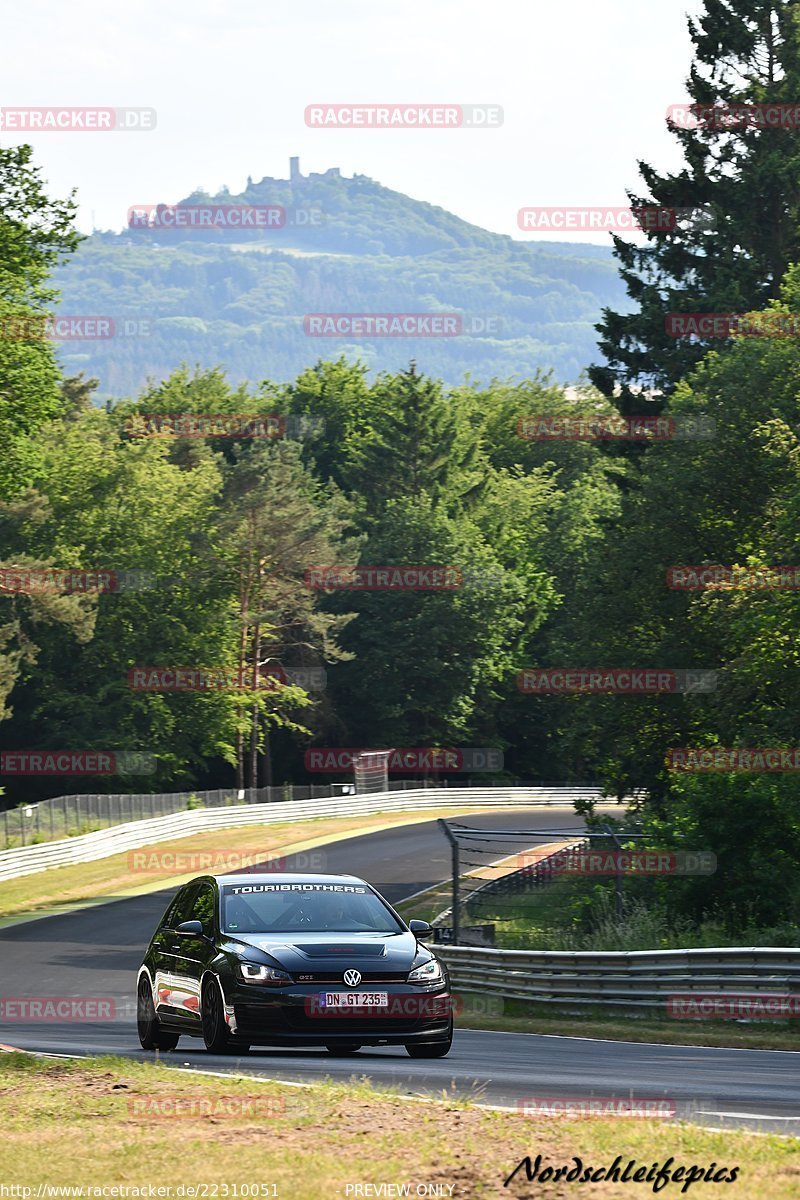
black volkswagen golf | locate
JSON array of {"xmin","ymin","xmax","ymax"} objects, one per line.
[{"xmin": 136, "ymin": 872, "xmax": 453, "ymax": 1056}]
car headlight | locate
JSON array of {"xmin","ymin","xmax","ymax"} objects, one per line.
[
  {"xmin": 237, "ymin": 962, "xmax": 293, "ymax": 986},
  {"xmin": 407, "ymin": 958, "xmax": 443, "ymax": 985}
]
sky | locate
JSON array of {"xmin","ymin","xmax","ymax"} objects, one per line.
[{"xmin": 1, "ymin": 0, "xmax": 705, "ymax": 243}]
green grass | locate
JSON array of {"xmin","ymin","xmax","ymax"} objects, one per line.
[
  {"xmin": 1, "ymin": 1052, "xmax": 797, "ymax": 1197},
  {"xmin": 454, "ymin": 993, "xmax": 800, "ymax": 1051}
]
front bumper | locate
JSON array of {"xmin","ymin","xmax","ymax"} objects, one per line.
[{"xmin": 222, "ymin": 981, "xmax": 453, "ymax": 1046}]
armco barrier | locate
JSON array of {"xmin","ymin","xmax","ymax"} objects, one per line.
[
  {"xmin": 435, "ymin": 945, "xmax": 800, "ymax": 1013},
  {"xmin": 1, "ymin": 780, "xmax": 440, "ymax": 847},
  {"xmin": 0, "ymin": 786, "xmax": 608, "ymax": 882},
  {"xmin": 0, "ymin": 779, "xmax": 605, "ymax": 847}
]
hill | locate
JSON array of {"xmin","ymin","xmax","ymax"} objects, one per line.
[{"xmin": 52, "ymin": 158, "xmax": 629, "ymax": 396}]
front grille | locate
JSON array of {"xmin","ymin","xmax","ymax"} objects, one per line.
[
  {"xmin": 282, "ymin": 1011, "xmax": 429, "ymax": 1035},
  {"xmin": 233, "ymin": 1003, "xmax": 448, "ymax": 1038},
  {"xmin": 292, "ymin": 974, "xmax": 408, "ymax": 984}
]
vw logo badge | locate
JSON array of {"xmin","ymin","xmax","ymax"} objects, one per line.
[{"xmin": 343, "ymin": 969, "xmax": 362, "ymax": 987}]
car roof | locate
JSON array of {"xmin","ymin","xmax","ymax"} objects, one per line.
[{"xmin": 197, "ymin": 872, "xmax": 370, "ymax": 887}]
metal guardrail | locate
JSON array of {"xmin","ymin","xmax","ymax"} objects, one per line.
[
  {"xmin": 0, "ymin": 779, "xmax": 606, "ymax": 848},
  {"xmin": 0, "ymin": 786, "xmax": 608, "ymax": 882},
  {"xmin": 435, "ymin": 945, "xmax": 800, "ymax": 1012}
]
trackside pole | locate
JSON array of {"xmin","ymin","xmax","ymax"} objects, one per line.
[
  {"xmin": 601, "ymin": 823, "xmax": 624, "ymax": 923},
  {"xmin": 438, "ymin": 818, "xmax": 460, "ymax": 944}
]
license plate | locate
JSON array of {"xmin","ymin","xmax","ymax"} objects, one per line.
[{"xmin": 321, "ymin": 992, "xmax": 388, "ymax": 1008}]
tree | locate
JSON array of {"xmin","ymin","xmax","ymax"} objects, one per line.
[
  {"xmin": 284, "ymin": 357, "xmax": 373, "ymax": 490},
  {"xmin": 559, "ymin": 269, "xmax": 800, "ymax": 815},
  {"xmin": 215, "ymin": 440, "xmax": 358, "ymax": 787},
  {"xmin": 590, "ymin": 0, "xmax": 800, "ymax": 412},
  {"xmin": 343, "ymin": 363, "xmax": 482, "ymax": 518},
  {"xmin": 0, "ymin": 409, "xmax": 227, "ymax": 795},
  {"xmin": 0, "ymin": 144, "xmax": 81, "ymax": 497},
  {"xmin": 326, "ymin": 495, "xmax": 527, "ymax": 750}
]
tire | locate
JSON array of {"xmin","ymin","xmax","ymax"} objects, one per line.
[
  {"xmin": 137, "ymin": 977, "xmax": 180, "ymax": 1052},
  {"xmin": 325, "ymin": 1043, "xmax": 362, "ymax": 1054},
  {"xmin": 200, "ymin": 979, "xmax": 249, "ymax": 1055},
  {"xmin": 405, "ymin": 1019, "xmax": 453, "ymax": 1058}
]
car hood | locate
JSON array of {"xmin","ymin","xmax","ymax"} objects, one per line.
[{"xmin": 227, "ymin": 930, "xmax": 423, "ymax": 972}]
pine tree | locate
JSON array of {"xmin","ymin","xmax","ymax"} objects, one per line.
[
  {"xmin": 590, "ymin": 0, "xmax": 800, "ymax": 414},
  {"xmin": 344, "ymin": 362, "xmax": 481, "ymax": 516}
]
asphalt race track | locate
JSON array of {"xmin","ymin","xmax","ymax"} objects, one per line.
[{"xmin": 2, "ymin": 807, "xmax": 799, "ymax": 1135}]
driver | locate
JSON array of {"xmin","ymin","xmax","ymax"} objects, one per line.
[{"xmin": 317, "ymin": 896, "xmax": 372, "ymax": 931}]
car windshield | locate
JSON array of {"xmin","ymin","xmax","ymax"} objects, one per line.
[{"xmin": 221, "ymin": 882, "xmax": 404, "ymax": 934}]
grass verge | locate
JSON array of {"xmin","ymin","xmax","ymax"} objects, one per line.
[
  {"xmin": 455, "ymin": 994, "xmax": 800, "ymax": 1051},
  {"xmin": 0, "ymin": 1052, "xmax": 796, "ymax": 1198}
]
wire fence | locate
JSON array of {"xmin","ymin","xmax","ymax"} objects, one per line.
[
  {"xmin": 0, "ymin": 780, "xmax": 432, "ymax": 848},
  {"xmin": 426, "ymin": 817, "xmax": 654, "ymax": 947}
]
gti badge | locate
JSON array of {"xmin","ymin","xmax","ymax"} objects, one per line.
[{"xmin": 343, "ymin": 969, "xmax": 362, "ymax": 987}]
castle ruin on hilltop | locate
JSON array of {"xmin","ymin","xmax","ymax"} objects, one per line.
[{"xmin": 289, "ymin": 156, "xmax": 340, "ymax": 183}]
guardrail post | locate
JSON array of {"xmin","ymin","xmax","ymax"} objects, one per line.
[
  {"xmin": 438, "ymin": 819, "xmax": 460, "ymax": 944},
  {"xmin": 601, "ymin": 824, "xmax": 624, "ymax": 923}
]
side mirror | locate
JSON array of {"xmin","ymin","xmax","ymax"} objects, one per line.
[
  {"xmin": 176, "ymin": 920, "xmax": 206, "ymax": 937},
  {"xmin": 409, "ymin": 919, "xmax": 433, "ymax": 940}
]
